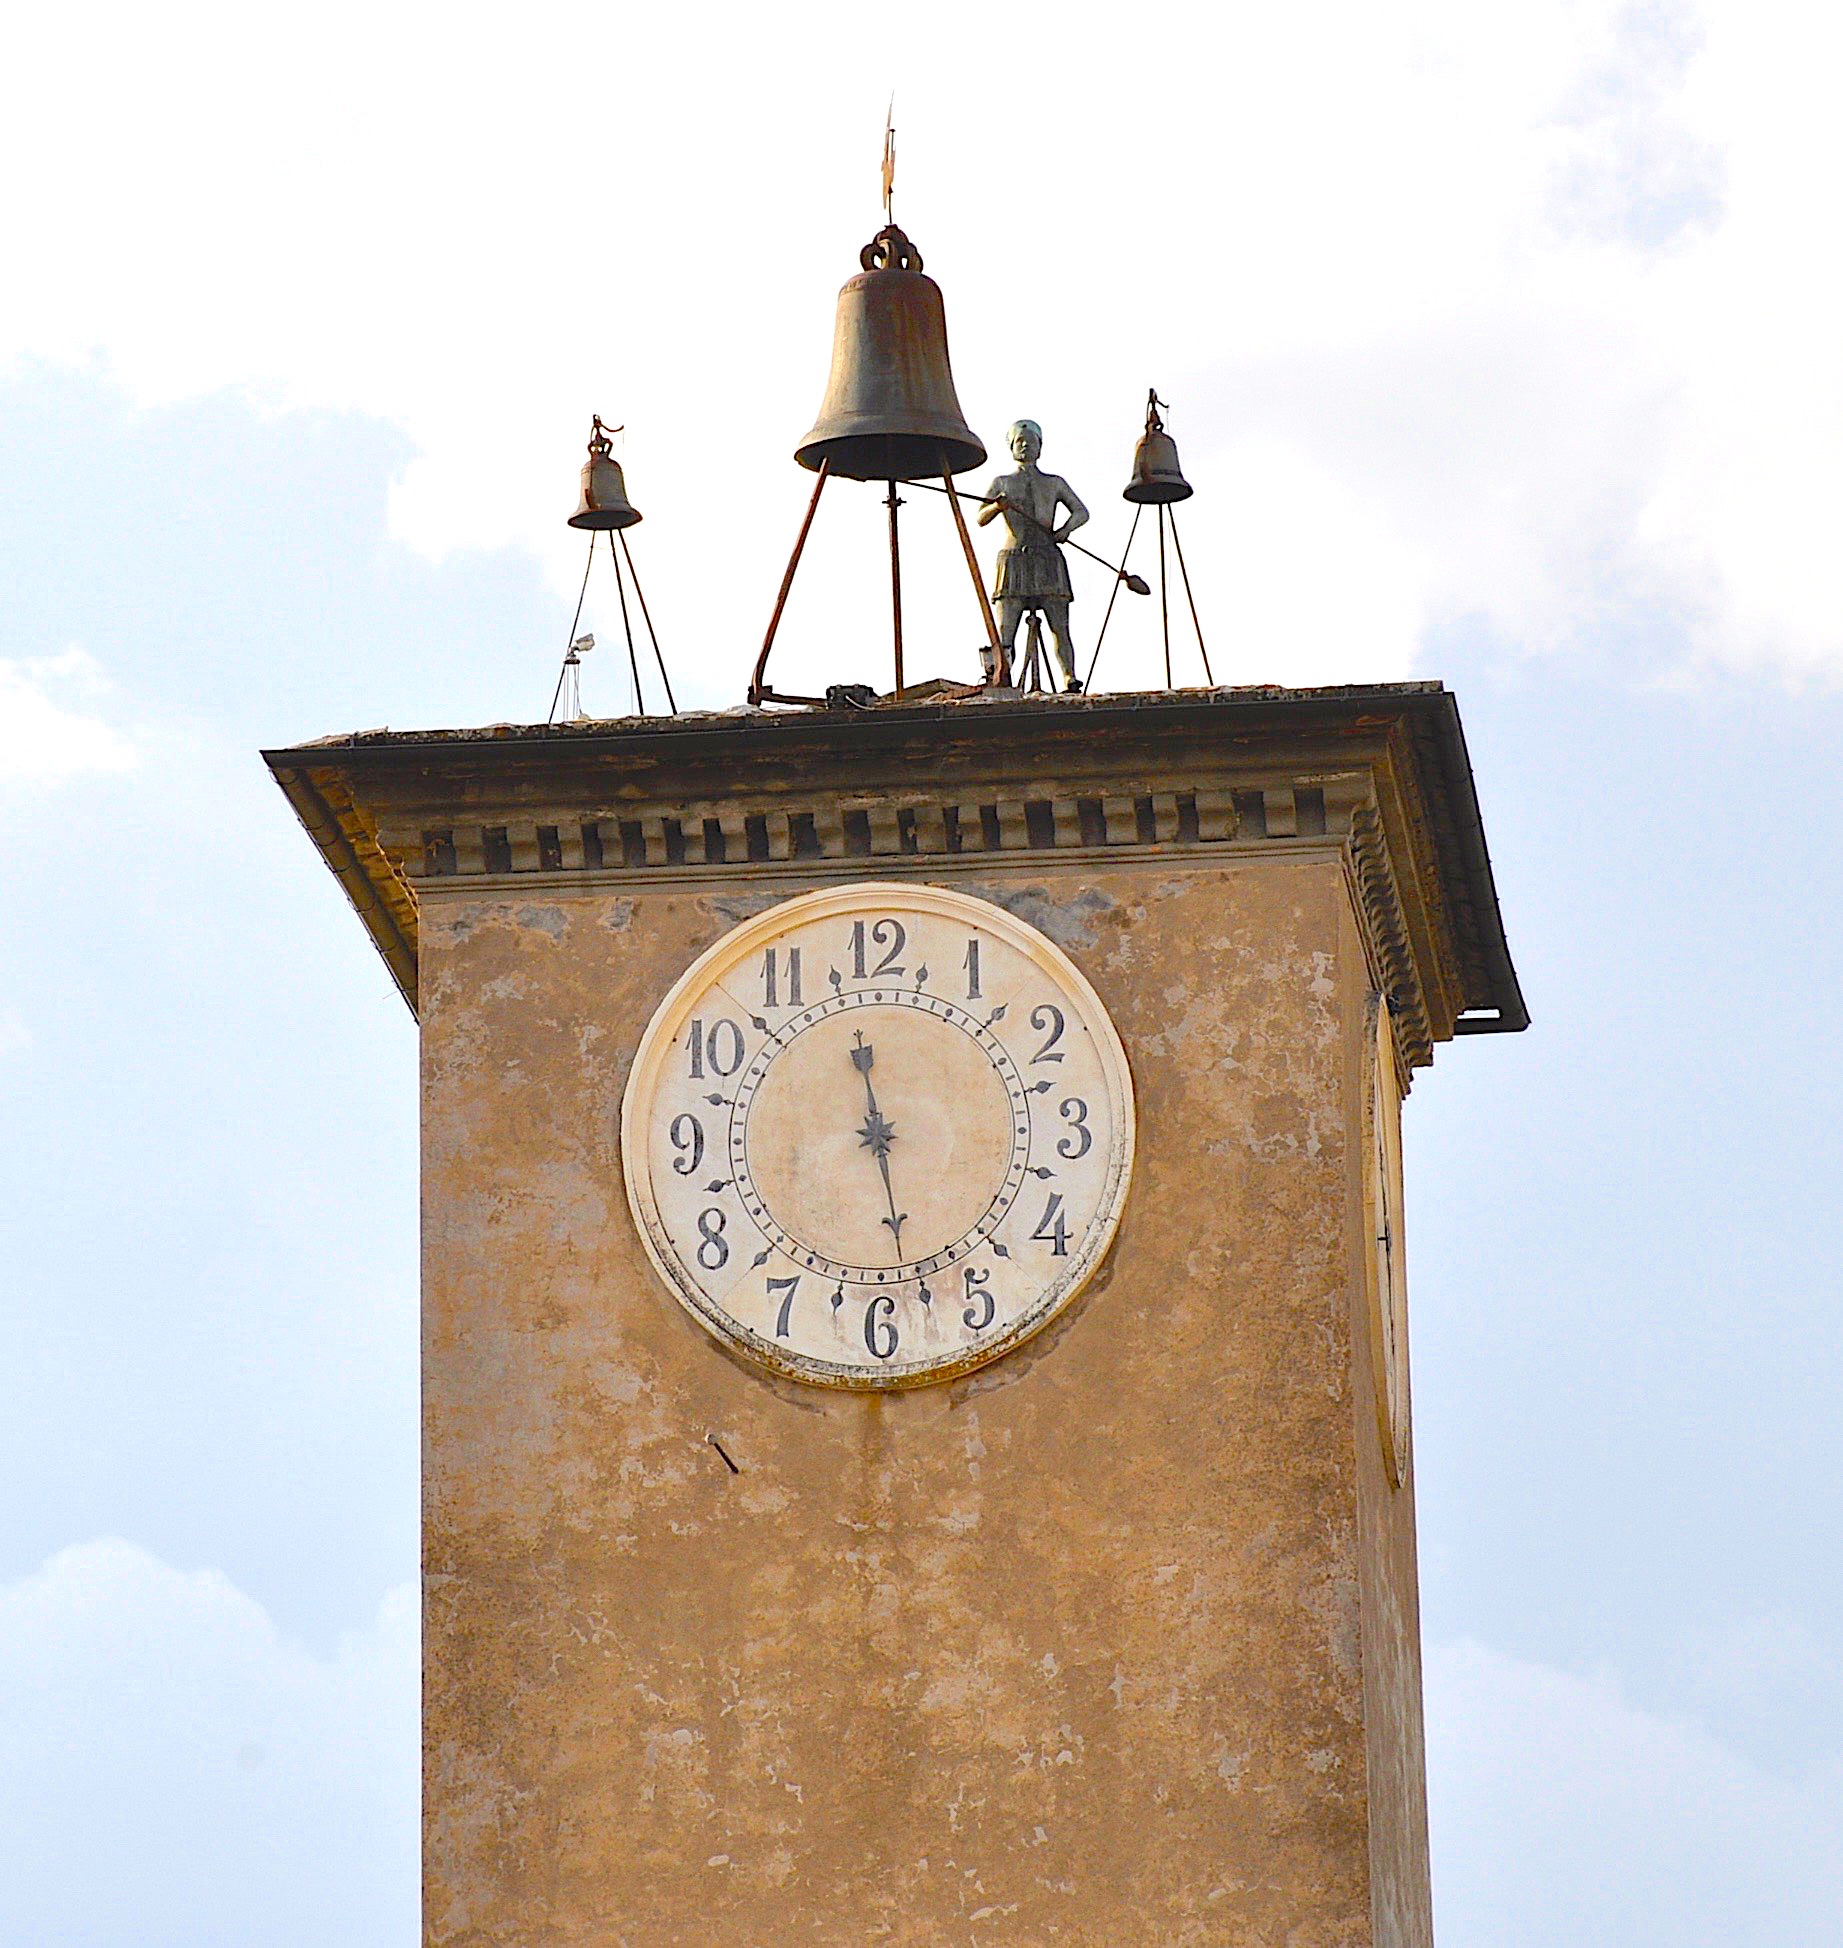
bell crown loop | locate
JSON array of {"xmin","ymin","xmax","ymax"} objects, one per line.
[{"xmin": 860, "ymin": 223, "xmax": 923, "ymax": 273}]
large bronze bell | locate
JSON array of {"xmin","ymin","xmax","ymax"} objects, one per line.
[
  {"xmin": 1123, "ymin": 391, "xmax": 1194, "ymax": 505},
  {"xmin": 569, "ymin": 415, "xmax": 642, "ymax": 530},
  {"xmin": 795, "ymin": 225, "xmax": 985, "ymax": 482}
]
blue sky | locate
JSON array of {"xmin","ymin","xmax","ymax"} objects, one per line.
[{"xmin": 3, "ymin": 2, "xmax": 1841, "ymax": 1941}]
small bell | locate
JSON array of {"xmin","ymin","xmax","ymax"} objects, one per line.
[
  {"xmin": 795, "ymin": 224, "xmax": 985, "ymax": 482},
  {"xmin": 569, "ymin": 416, "xmax": 642, "ymax": 530},
  {"xmin": 1123, "ymin": 391, "xmax": 1194, "ymax": 505}
]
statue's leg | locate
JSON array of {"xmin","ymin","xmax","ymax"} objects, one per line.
[
  {"xmin": 984, "ymin": 598, "xmax": 1024, "ymax": 681},
  {"xmin": 1044, "ymin": 602, "xmax": 1081, "ymax": 692}
]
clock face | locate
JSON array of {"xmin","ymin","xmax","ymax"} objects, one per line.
[
  {"xmin": 621, "ymin": 883, "xmax": 1135, "ymax": 1388},
  {"xmin": 1362, "ymin": 994, "xmax": 1411, "ymax": 1483}
]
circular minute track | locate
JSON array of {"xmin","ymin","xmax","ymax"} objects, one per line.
[{"xmin": 729, "ymin": 987, "xmax": 1032, "ymax": 1287}]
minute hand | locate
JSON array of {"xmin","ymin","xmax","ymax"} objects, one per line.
[{"xmin": 850, "ymin": 1033, "xmax": 907, "ymax": 1257}]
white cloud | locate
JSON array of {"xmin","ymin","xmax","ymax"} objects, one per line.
[
  {"xmin": 0, "ymin": 649, "xmax": 139, "ymax": 785},
  {"xmin": 0, "ymin": 1540, "xmax": 417, "ymax": 1946},
  {"xmin": 1426, "ymin": 1638, "xmax": 1843, "ymax": 1947},
  {"xmin": 0, "ymin": 4, "xmax": 1837, "ymax": 696}
]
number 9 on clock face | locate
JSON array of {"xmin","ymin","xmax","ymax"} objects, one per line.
[{"xmin": 620, "ymin": 883, "xmax": 1136, "ymax": 1388}]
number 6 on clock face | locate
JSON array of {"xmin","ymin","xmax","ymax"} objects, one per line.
[{"xmin": 620, "ymin": 882, "xmax": 1137, "ymax": 1389}]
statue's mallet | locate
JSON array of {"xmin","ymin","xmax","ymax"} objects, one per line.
[{"xmin": 910, "ymin": 480, "xmax": 1152, "ymax": 594}]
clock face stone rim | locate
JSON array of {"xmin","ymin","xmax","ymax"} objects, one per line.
[{"xmin": 621, "ymin": 881, "xmax": 1136, "ymax": 1390}]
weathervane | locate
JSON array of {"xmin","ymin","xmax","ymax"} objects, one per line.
[{"xmin": 550, "ymin": 416, "xmax": 678, "ymax": 722}]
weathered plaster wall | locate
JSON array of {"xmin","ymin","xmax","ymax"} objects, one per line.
[
  {"xmin": 420, "ymin": 856, "xmax": 1408, "ymax": 1944},
  {"xmin": 1340, "ymin": 896, "xmax": 1435, "ymax": 1948}
]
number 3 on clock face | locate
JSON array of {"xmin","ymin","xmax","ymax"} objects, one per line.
[{"xmin": 620, "ymin": 883, "xmax": 1137, "ymax": 1388}]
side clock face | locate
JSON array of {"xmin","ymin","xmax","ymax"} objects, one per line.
[
  {"xmin": 1362, "ymin": 994, "xmax": 1411, "ymax": 1484},
  {"xmin": 621, "ymin": 883, "xmax": 1135, "ymax": 1388}
]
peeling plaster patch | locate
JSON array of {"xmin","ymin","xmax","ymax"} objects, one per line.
[
  {"xmin": 515, "ymin": 904, "xmax": 569, "ymax": 940},
  {"xmin": 968, "ymin": 883, "xmax": 1116, "ymax": 952},
  {"xmin": 434, "ymin": 902, "xmax": 491, "ymax": 941},
  {"xmin": 705, "ymin": 891, "xmax": 788, "ymax": 925},
  {"xmin": 599, "ymin": 898, "xmax": 635, "ymax": 932}
]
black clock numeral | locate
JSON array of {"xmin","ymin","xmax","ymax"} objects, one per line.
[
  {"xmin": 1029, "ymin": 1003, "xmax": 1066, "ymax": 1064},
  {"xmin": 767, "ymin": 1275, "xmax": 800, "ymax": 1338},
  {"xmin": 1030, "ymin": 1193, "xmax": 1070, "ymax": 1257},
  {"xmin": 962, "ymin": 1267, "xmax": 995, "ymax": 1331},
  {"xmin": 849, "ymin": 918, "xmax": 906, "ymax": 981},
  {"xmin": 963, "ymin": 937, "xmax": 982, "ymax": 1000},
  {"xmin": 760, "ymin": 947, "xmax": 802, "ymax": 1009},
  {"xmin": 863, "ymin": 1294, "xmax": 898, "ymax": 1360},
  {"xmin": 688, "ymin": 1017, "xmax": 746, "ymax": 1080},
  {"xmin": 696, "ymin": 1208, "xmax": 729, "ymax": 1270},
  {"xmin": 1057, "ymin": 1096, "xmax": 1092, "ymax": 1160},
  {"xmin": 669, "ymin": 1113, "xmax": 704, "ymax": 1175}
]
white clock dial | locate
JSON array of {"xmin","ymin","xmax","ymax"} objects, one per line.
[
  {"xmin": 621, "ymin": 883, "xmax": 1135, "ymax": 1388},
  {"xmin": 1363, "ymin": 993, "xmax": 1411, "ymax": 1483}
]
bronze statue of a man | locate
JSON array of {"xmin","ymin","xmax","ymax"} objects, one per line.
[{"xmin": 977, "ymin": 420, "xmax": 1090, "ymax": 692}]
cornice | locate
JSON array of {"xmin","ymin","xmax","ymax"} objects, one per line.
[{"xmin": 264, "ymin": 683, "xmax": 1527, "ymax": 1054}]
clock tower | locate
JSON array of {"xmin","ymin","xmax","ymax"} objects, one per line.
[{"xmin": 268, "ymin": 682, "xmax": 1523, "ymax": 1945}]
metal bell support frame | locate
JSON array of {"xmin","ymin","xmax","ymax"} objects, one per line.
[
  {"xmin": 750, "ymin": 224, "xmax": 1006, "ymax": 706},
  {"xmin": 551, "ymin": 417, "xmax": 678, "ymax": 721},
  {"xmin": 1087, "ymin": 391, "xmax": 1213, "ymax": 691}
]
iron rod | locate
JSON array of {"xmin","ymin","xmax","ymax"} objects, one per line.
[
  {"xmin": 910, "ymin": 478, "xmax": 1145, "ymax": 584},
  {"xmin": 1157, "ymin": 504, "xmax": 1172, "ymax": 690},
  {"xmin": 1165, "ymin": 507, "xmax": 1213, "ymax": 686},
  {"xmin": 749, "ymin": 460, "xmax": 830, "ymax": 705},
  {"xmin": 943, "ymin": 464, "xmax": 1007, "ymax": 685},
  {"xmin": 885, "ymin": 480, "xmax": 905, "ymax": 697},
  {"xmin": 607, "ymin": 529, "xmax": 646, "ymax": 716},
  {"xmin": 618, "ymin": 530, "xmax": 678, "ymax": 714},
  {"xmin": 1083, "ymin": 502, "xmax": 1143, "ymax": 691},
  {"xmin": 551, "ymin": 533, "xmax": 597, "ymax": 722}
]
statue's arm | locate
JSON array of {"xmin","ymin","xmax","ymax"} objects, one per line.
[
  {"xmin": 1052, "ymin": 477, "xmax": 1090, "ymax": 543},
  {"xmin": 975, "ymin": 475, "xmax": 1007, "ymax": 527}
]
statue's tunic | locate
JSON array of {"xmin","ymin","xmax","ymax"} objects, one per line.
[{"xmin": 986, "ymin": 470, "xmax": 1084, "ymax": 606}]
